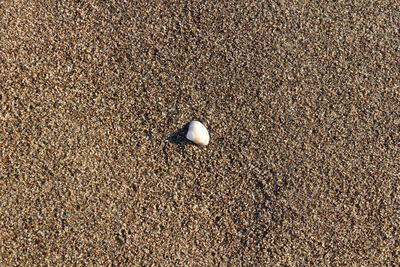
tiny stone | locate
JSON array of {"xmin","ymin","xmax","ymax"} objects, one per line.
[{"xmin": 186, "ymin": 120, "xmax": 210, "ymax": 146}]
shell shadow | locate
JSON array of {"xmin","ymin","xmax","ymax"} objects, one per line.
[{"xmin": 167, "ymin": 122, "xmax": 193, "ymax": 145}]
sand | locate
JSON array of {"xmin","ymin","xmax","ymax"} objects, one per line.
[{"xmin": 0, "ymin": 1, "xmax": 399, "ymax": 265}]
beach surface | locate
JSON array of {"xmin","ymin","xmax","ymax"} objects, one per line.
[{"xmin": 0, "ymin": 1, "xmax": 399, "ymax": 265}]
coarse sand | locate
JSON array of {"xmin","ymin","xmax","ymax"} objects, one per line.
[{"xmin": 0, "ymin": 1, "xmax": 399, "ymax": 265}]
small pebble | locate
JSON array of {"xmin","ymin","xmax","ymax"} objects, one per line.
[{"xmin": 186, "ymin": 120, "xmax": 210, "ymax": 146}]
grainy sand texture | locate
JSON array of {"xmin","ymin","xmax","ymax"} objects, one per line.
[{"xmin": 1, "ymin": 1, "xmax": 399, "ymax": 265}]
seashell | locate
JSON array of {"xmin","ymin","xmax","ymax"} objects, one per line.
[{"xmin": 186, "ymin": 120, "xmax": 210, "ymax": 146}]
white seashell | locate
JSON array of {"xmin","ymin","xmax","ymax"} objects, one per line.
[{"xmin": 186, "ymin": 120, "xmax": 210, "ymax": 146}]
